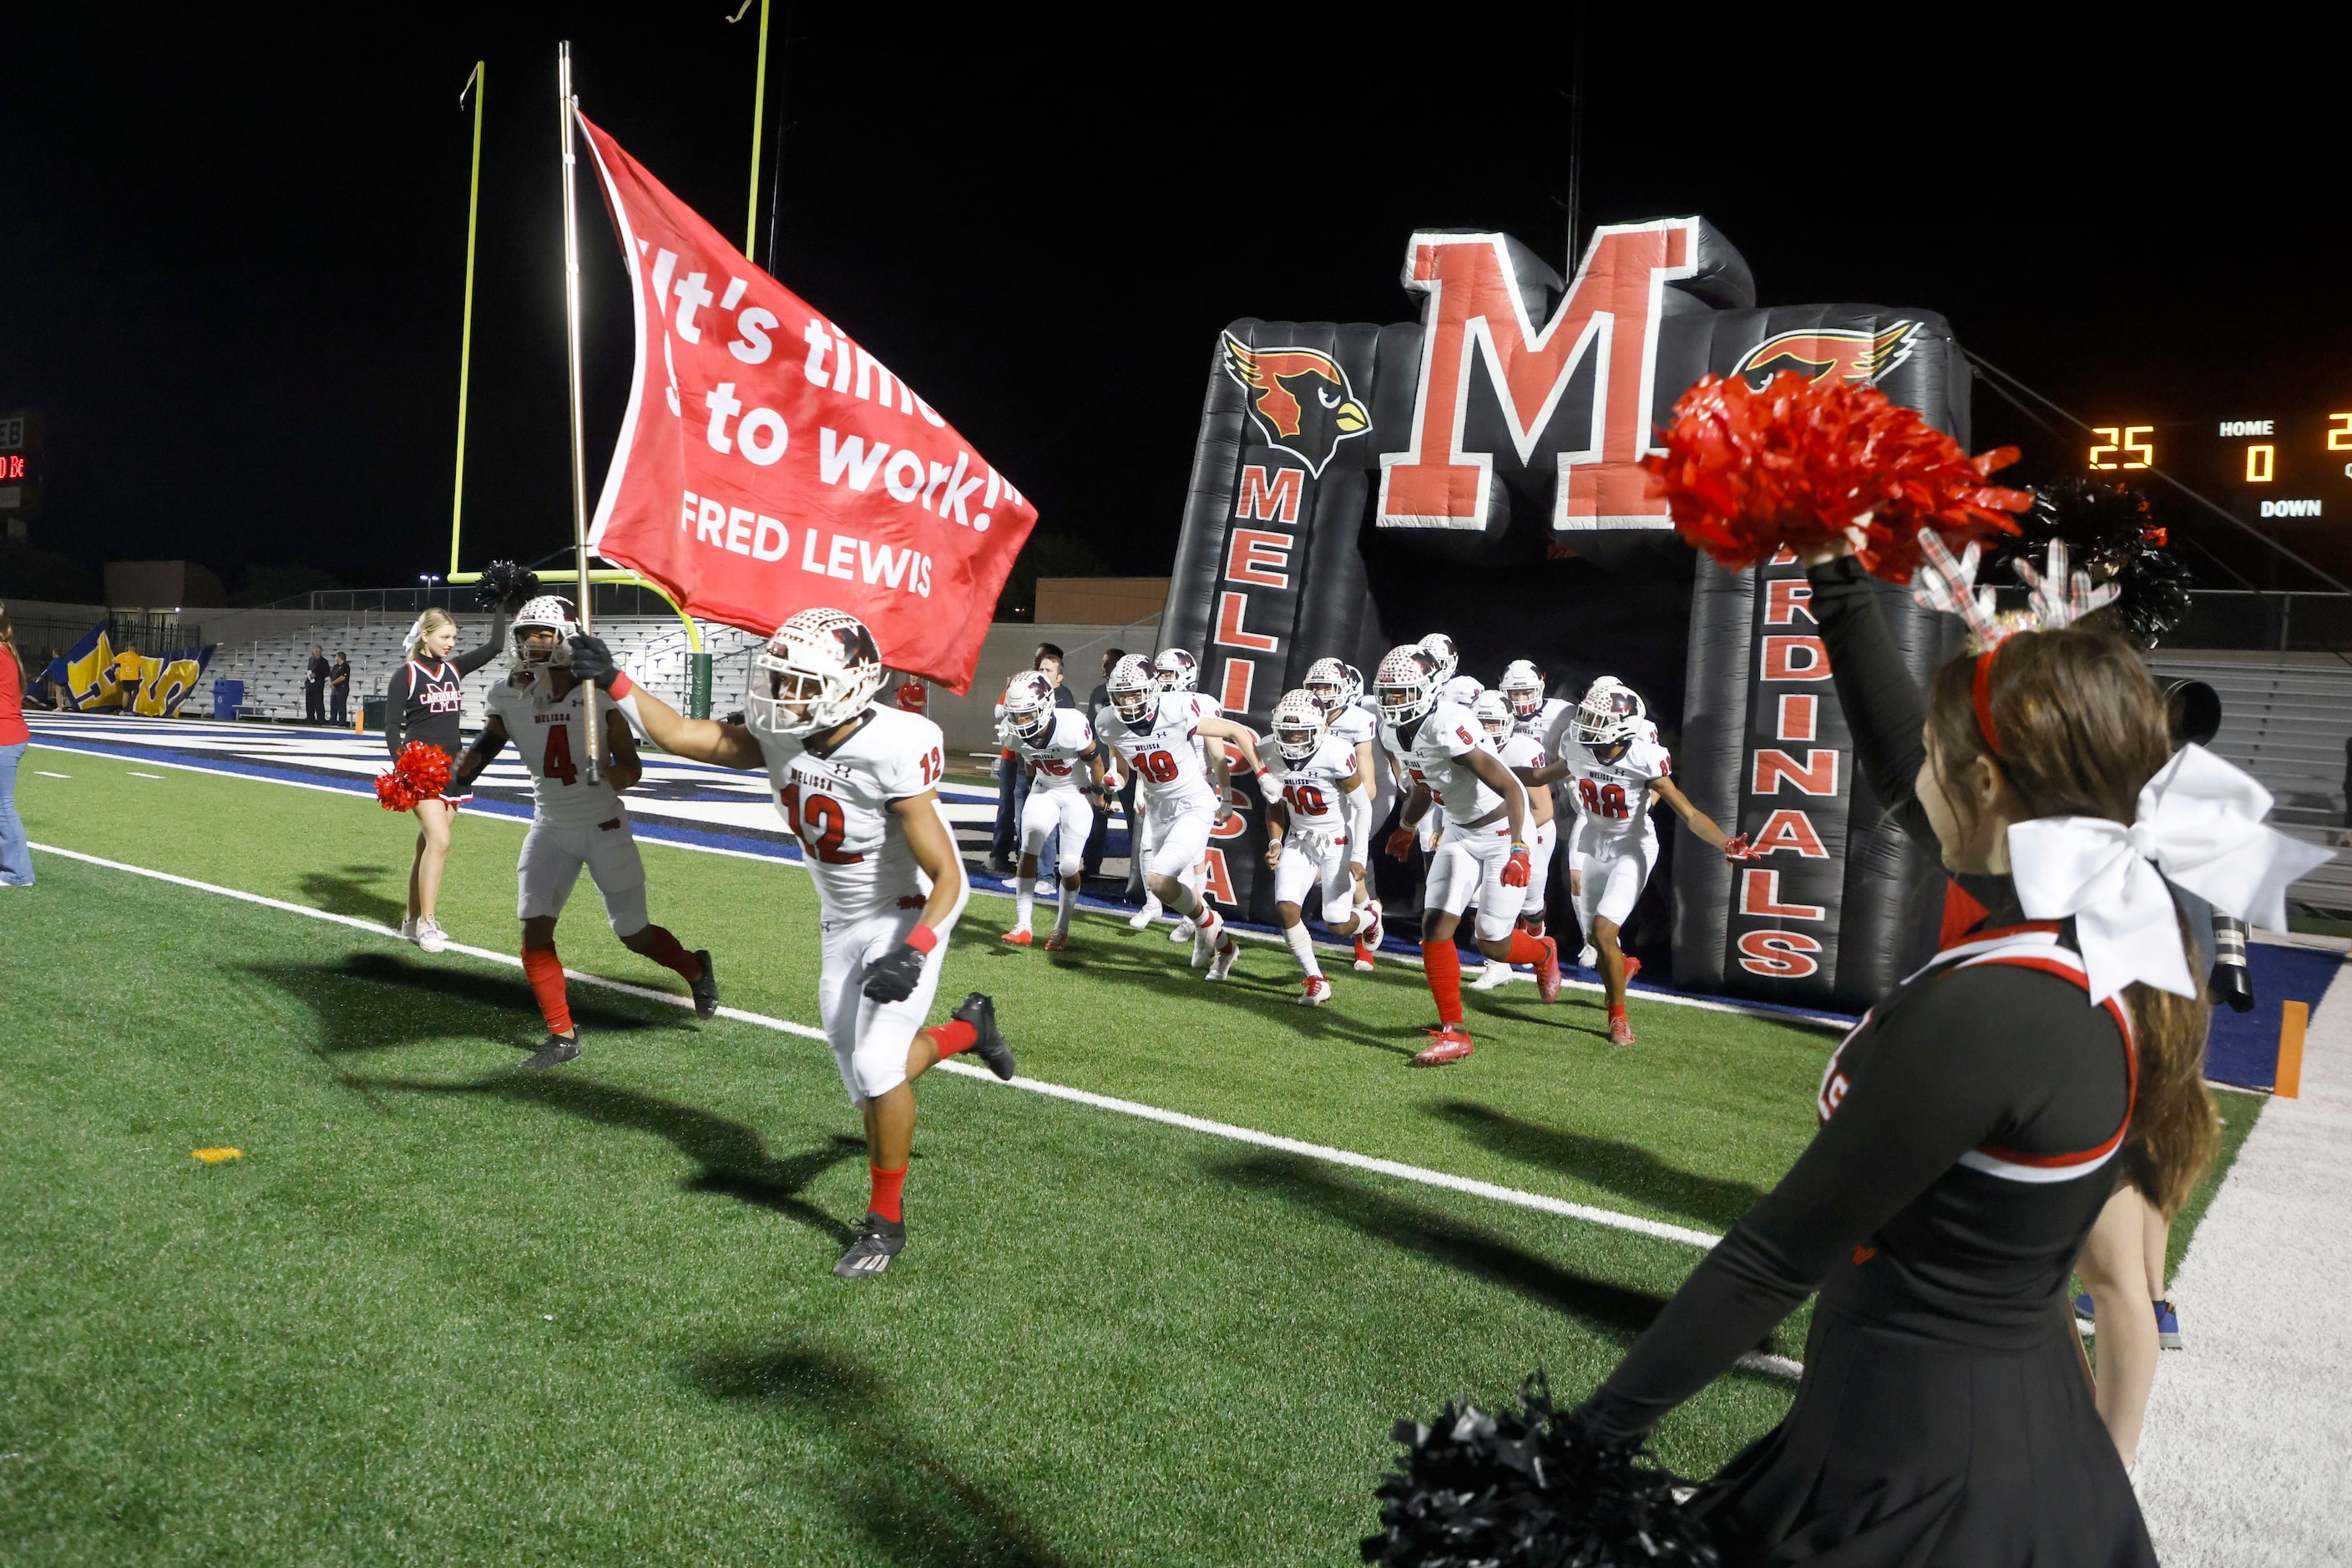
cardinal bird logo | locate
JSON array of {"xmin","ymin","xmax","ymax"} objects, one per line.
[
  {"xmin": 1222, "ymin": 333, "xmax": 1371, "ymax": 477},
  {"xmin": 1733, "ymin": 321, "xmax": 1920, "ymax": 389}
]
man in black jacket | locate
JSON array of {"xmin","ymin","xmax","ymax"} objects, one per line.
[
  {"xmin": 304, "ymin": 644, "xmax": 329, "ymax": 724},
  {"xmin": 329, "ymin": 650, "xmax": 352, "ymax": 726}
]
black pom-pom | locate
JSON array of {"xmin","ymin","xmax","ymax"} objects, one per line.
[
  {"xmin": 474, "ymin": 560, "xmax": 539, "ymax": 612},
  {"xmin": 1990, "ymin": 479, "xmax": 2191, "ymax": 645},
  {"xmin": 1362, "ymin": 1374, "xmax": 1723, "ymax": 1567}
]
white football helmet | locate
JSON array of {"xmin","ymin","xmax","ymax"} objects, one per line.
[
  {"xmin": 1472, "ymin": 689, "xmax": 1511, "ymax": 738},
  {"xmin": 1106, "ymin": 653, "xmax": 1160, "ymax": 725},
  {"xmin": 1573, "ymin": 679, "xmax": 1646, "ymax": 747},
  {"xmin": 1440, "ymin": 675, "xmax": 1484, "ymax": 710},
  {"xmin": 1002, "ymin": 677, "xmax": 1055, "ymax": 744},
  {"xmin": 750, "ymin": 607, "xmax": 886, "ymax": 736},
  {"xmin": 1500, "ymin": 660, "xmax": 1545, "ymax": 720},
  {"xmin": 511, "ymin": 595, "xmax": 579, "ymax": 670},
  {"xmin": 1152, "ymin": 647, "xmax": 1199, "ymax": 692},
  {"xmin": 1302, "ymin": 656, "xmax": 1359, "ymax": 716},
  {"xmin": 1374, "ymin": 644, "xmax": 1438, "ymax": 725},
  {"xmin": 1271, "ymin": 689, "xmax": 1328, "ymax": 763},
  {"xmin": 1419, "ymin": 633, "xmax": 1459, "ymax": 684}
]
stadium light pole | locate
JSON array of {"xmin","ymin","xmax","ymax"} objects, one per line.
[
  {"xmin": 449, "ymin": 62, "xmax": 485, "ymax": 579},
  {"xmin": 557, "ymin": 43, "xmax": 599, "ymax": 783}
]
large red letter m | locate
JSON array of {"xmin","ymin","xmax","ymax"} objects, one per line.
[{"xmin": 1376, "ymin": 220, "xmax": 1698, "ymax": 534}]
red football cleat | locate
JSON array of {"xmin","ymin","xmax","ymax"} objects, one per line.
[
  {"xmin": 1042, "ymin": 930, "xmax": 1067, "ymax": 951},
  {"xmin": 1607, "ymin": 1010, "xmax": 1636, "ymax": 1048},
  {"xmin": 1622, "ymin": 956, "xmax": 1642, "ymax": 984},
  {"xmin": 1353, "ymin": 937, "xmax": 1378, "ymax": 973},
  {"xmin": 1534, "ymin": 935, "xmax": 1563, "ymax": 1004},
  {"xmin": 1413, "ymin": 1025, "xmax": 1474, "ymax": 1067},
  {"xmin": 999, "ymin": 929, "xmax": 1034, "ymax": 947}
]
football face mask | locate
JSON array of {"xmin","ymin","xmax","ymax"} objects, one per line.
[
  {"xmin": 1472, "ymin": 690, "xmax": 1512, "ymax": 740},
  {"xmin": 1106, "ymin": 654, "xmax": 1160, "ymax": 725},
  {"xmin": 1500, "ymin": 660, "xmax": 1545, "ymax": 720},
  {"xmin": 511, "ymin": 595, "xmax": 580, "ymax": 672},
  {"xmin": 751, "ymin": 608, "xmax": 885, "ymax": 736},
  {"xmin": 1003, "ymin": 684, "xmax": 1054, "ymax": 744},
  {"xmin": 1302, "ymin": 655, "xmax": 1359, "ymax": 716},
  {"xmin": 1152, "ymin": 648, "xmax": 1199, "ymax": 693},
  {"xmin": 1572, "ymin": 681, "xmax": 1644, "ymax": 749},
  {"xmin": 1272, "ymin": 689, "xmax": 1328, "ymax": 762},
  {"xmin": 1374, "ymin": 645, "xmax": 1437, "ymax": 725}
]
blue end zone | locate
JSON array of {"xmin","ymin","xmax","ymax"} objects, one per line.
[{"xmin": 2206, "ymin": 943, "xmax": 2345, "ymax": 1090}]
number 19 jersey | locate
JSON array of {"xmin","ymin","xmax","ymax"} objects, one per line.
[
  {"xmin": 751, "ymin": 706, "xmax": 948, "ymax": 923},
  {"xmin": 485, "ymin": 676, "xmax": 630, "ymax": 826},
  {"xmin": 1100, "ymin": 692, "xmax": 1216, "ymax": 816}
]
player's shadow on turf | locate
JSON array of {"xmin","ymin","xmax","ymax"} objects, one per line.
[
  {"xmin": 682, "ymin": 1346, "xmax": 1075, "ymax": 1568},
  {"xmin": 1431, "ymin": 1101, "xmax": 1768, "ymax": 1232},
  {"xmin": 1022, "ymin": 943, "xmax": 1421, "ymax": 1058},
  {"xmin": 296, "ymin": 866, "xmax": 406, "ymax": 928},
  {"xmin": 373, "ymin": 1075, "xmax": 867, "ymax": 1244},
  {"xmin": 245, "ymin": 953, "xmax": 681, "ymax": 1056}
]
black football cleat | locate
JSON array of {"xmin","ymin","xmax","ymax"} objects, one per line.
[
  {"xmin": 832, "ymin": 1211, "xmax": 907, "ymax": 1279},
  {"xmin": 690, "ymin": 950, "xmax": 720, "ymax": 1019},
  {"xmin": 522, "ymin": 1033, "xmax": 580, "ymax": 1071},
  {"xmin": 953, "ymin": 992, "xmax": 1015, "ymax": 1080}
]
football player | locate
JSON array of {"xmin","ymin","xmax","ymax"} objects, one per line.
[
  {"xmin": 1530, "ymin": 680, "xmax": 1753, "ymax": 1046},
  {"xmin": 1303, "ymin": 657, "xmax": 1382, "ymax": 970},
  {"xmin": 566, "ymin": 609, "xmax": 1014, "ymax": 1281},
  {"xmin": 1466, "ymin": 689, "xmax": 1556, "ymax": 991},
  {"xmin": 1125, "ymin": 647, "xmax": 1217, "ymax": 933},
  {"xmin": 999, "ymin": 675, "xmax": 1115, "ymax": 949},
  {"xmin": 1375, "ymin": 645, "xmax": 1560, "ymax": 1065},
  {"xmin": 445, "ymin": 596, "xmax": 718, "ymax": 1070},
  {"xmin": 1261, "ymin": 690, "xmax": 1383, "ymax": 1004},
  {"xmin": 1499, "ymin": 660, "xmax": 1575, "ymax": 754},
  {"xmin": 1096, "ymin": 653, "xmax": 1270, "ymax": 981}
]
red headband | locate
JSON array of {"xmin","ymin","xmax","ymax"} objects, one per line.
[{"xmin": 1972, "ymin": 644, "xmax": 2006, "ymax": 758}]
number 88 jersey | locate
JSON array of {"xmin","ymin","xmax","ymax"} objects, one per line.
[
  {"xmin": 1555, "ymin": 733, "xmax": 1672, "ymax": 847},
  {"xmin": 750, "ymin": 706, "xmax": 949, "ymax": 923}
]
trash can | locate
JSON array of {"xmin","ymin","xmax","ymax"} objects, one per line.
[
  {"xmin": 213, "ymin": 679, "xmax": 244, "ymax": 721},
  {"xmin": 362, "ymin": 696, "xmax": 388, "ymax": 733}
]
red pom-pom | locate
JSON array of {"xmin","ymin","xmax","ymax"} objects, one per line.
[
  {"xmin": 374, "ymin": 742, "xmax": 452, "ymax": 813},
  {"xmin": 1641, "ymin": 372, "xmax": 2031, "ymax": 582}
]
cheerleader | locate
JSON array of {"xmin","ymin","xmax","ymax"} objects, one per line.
[
  {"xmin": 1570, "ymin": 539, "xmax": 2325, "ymax": 1564},
  {"xmin": 387, "ymin": 604, "xmax": 509, "ymax": 953}
]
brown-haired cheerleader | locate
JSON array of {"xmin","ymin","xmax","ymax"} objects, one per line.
[{"xmin": 1571, "ymin": 540, "xmax": 2326, "ymax": 1565}]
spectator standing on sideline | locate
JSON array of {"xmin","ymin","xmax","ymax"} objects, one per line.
[
  {"xmin": 1083, "ymin": 647, "xmax": 1125, "ymax": 880},
  {"xmin": 305, "ymin": 644, "xmax": 330, "ymax": 724},
  {"xmin": 330, "ymin": 650, "xmax": 352, "ymax": 726},
  {"xmin": 894, "ymin": 672, "xmax": 928, "ymax": 715},
  {"xmin": 0, "ymin": 606, "xmax": 33, "ymax": 887}
]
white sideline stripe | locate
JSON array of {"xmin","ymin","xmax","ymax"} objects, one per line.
[{"xmin": 28, "ymin": 837, "xmax": 1803, "ymax": 1383}]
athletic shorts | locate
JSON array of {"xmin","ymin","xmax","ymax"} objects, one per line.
[
  {"xmin": 1576, "ymin": 830, "xmax": 1657, "ymax": 932},
  {"xmin": 1019, "ymin": 786, "xmax": 1094, "ymax": 879},
  {"xmin": 1424, "ymin": 817, "xmax": 1521, "ymax": 943},
  {"xmin": 1520, "ymin": 817, "xmax": 1556, "ymax": 916},
  {"xmin": 1136, "ymin": 796, "xmax": 1216, "ymax": 882},
  {"xmin": 516, "ymin": 814, "xmax": 648, "ymax": 936},
  {"xmin": 1272, "ymin": 827, "xmax": 1355, "ymax": 925},
  {"xmin": 819, "ymin": 902, "xmax": 953, "ymax": 1107}
]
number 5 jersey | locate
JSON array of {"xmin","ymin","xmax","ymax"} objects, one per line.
[{"xmin": 749, "ymin": 706, "xmax": 950, "ymax": 923}]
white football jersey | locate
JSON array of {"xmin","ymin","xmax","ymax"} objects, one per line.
[
  {"xmin": 1014, "ymin": 707, "xmax": 1095, "ymax": 792},
  {"xmin": 1325, "ymin": 702, "xmax": 1377, "ymax": 749},
  {"xmin": 1382, "ymin": 700, "xmax": 1501, "ymax": 823},
  {"xmin": 1100, "ymin": 692, "xmax": 1217, "ymax": 813},
  {"xmin": 1556, "ymin": 734, "xmax": 1672, "ymax": 845},
  {"xmin": 1496, "ymin": 731, "xmax": 1547, "ymax": 774},
  {"xmin": 1264, "ymin": 733, "xmax": 1359, "ymax": 834},
  {"xmin": 486, "ymin": 677, "xmax": 631, "ymax": 826},
  {"xmin": 751, "ymin": 706, "xmax": 948, "ymax": 922},
  {"xmin": 1515, "ymin": 696, "xmax": 1576, "ymax": 756}
]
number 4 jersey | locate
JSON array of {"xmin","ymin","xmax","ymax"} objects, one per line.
[
  {"xmin": 750, "ymin": 705, "xmax": 949, "ymax": 923},
  {"xmin": 485, "ymin": 676, "xmax": 633, "ymax": 825},
  {"xmin": 1556, "ymin": 734, "xmax": 1672, "ymax": 849}
]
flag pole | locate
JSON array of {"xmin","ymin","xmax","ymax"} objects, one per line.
[
  {"xmin": 741, "ymin": 0, "xmax": 772, "ymax": 253},
  {"xmin": 557, "ymin": 42, "xmax": 600, "ymax": 782},
  {"xmin": 450, "ymin": 62, "xmax": 485, "ymax": 578}
]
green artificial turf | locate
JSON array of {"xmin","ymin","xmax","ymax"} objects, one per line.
[{"xmin": 0, "ymin": 746, "xmax": 2269, "ymax": 1564}]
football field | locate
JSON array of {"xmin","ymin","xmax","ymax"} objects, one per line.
[{"xmin": 0, "ymin": 742, "xmax": 2262, "ymax": 1565}]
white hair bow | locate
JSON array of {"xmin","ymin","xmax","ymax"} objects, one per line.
[{"xmin": 2006, "ymin": 745, "xmax": 2335, "ymax": 1003}]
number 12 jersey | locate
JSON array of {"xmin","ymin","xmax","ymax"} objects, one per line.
[{"xmin": 750, "ymin": 705, "xmax": 948, "ymax": 923}]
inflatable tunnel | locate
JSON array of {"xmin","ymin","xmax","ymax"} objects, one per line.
[{"xmin": 1158, "ymin": 218, "xmax": 1969, "ymax": 1014}]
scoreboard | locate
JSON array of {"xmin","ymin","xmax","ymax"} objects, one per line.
[
  {"xmin": 0, "ymin": 408, "xmax": 40, "ymax": 544},
  {"xmin": 2086, "ymin": 407, "xmax": 2352, "ymax": 580}
]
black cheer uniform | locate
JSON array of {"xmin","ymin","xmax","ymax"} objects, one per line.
[
  {"xmin": 1576, "ymin": 556, "xmax": 2165, "ymax": 1566},
  {"xmin": 385, "ymin": 613, "xmax": 509, "ymax": 766}
]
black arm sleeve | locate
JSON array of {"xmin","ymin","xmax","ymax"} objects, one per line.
[
  {"xmin": 1807, "ymin": 555, "xmax": 1933, "ymax": 845},
  {"xmin": 453, "ymin": 611, "xmax": 512, "ymax": 679},
  {"xmin": 1574, "ymin": 969, "xmax": 2075, "ymax": 1440},
  {"xmin": 384, "ymin": 665, "xmax": 412, "ymax": 757}
]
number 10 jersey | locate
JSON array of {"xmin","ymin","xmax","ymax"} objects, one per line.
[{"xmin": 751, "ymin": 705, "xmax": 948, "ymax": 923}]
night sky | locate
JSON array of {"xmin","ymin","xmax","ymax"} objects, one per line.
[{"xmin": 6, "ymin": 8, "xmax": 2348, "ymax": 600}]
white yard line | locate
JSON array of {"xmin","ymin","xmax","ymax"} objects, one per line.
[{"xmin": 2132, "ymin": 965, "xmax": 2352, "ymax": 1565}]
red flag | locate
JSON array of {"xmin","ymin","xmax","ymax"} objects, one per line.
[{"xmin": 577, "ymin": 113, "xmax": 1036, "ymax": 694}]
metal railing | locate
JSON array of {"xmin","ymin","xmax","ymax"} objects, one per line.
[
  {"xmin": 2163, "ymin": 591, "xmax": 2352, "ymax": 657},
  {"xmin": 272, "ymin": 582, "xmax": 684, "ymax": 619}
]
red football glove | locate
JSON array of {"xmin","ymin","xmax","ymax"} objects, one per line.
[
  {"xmin": 1722, "ymin": 832, "xmax": 1758, "ymax": 862},
  {"xmin": 1501, "ymin": 845, "xmax": 1531, "ymax": 888},
  {"xmin": 1385, "ymin": 825, "xmax": 1419, "ymax": 861}
]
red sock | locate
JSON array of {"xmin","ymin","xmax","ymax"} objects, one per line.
[
  {"xmin": 1609, "ymin": 1002, "xmax": 1627, "ymax": 1022},
  {"xmin": 925, "ymin": 1019, "xmax": 978, "ymax": 1060},
  {"xmin": 521, "ymin": 944, "xmax": 573, "ymax": 1038},
  {"xmin": 1423, "ymin": 942, "xmax": 1464, "ymax": 1025},
  {"xmin": 1506, "ymin": 930, "xmax": 1550, "ymax": 966},
  {"xmin": 636, "ymin": 923, "xmax": 704, "ymax": 983},
  {"xmin": 868, "ymin": 1164, "xmax": 907, "ymax": 1223}
]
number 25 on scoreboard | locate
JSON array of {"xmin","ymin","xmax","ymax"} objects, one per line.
[{"xmin": 2087, "ymin": 426, "xmax": 2155, "ymax": 471}]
